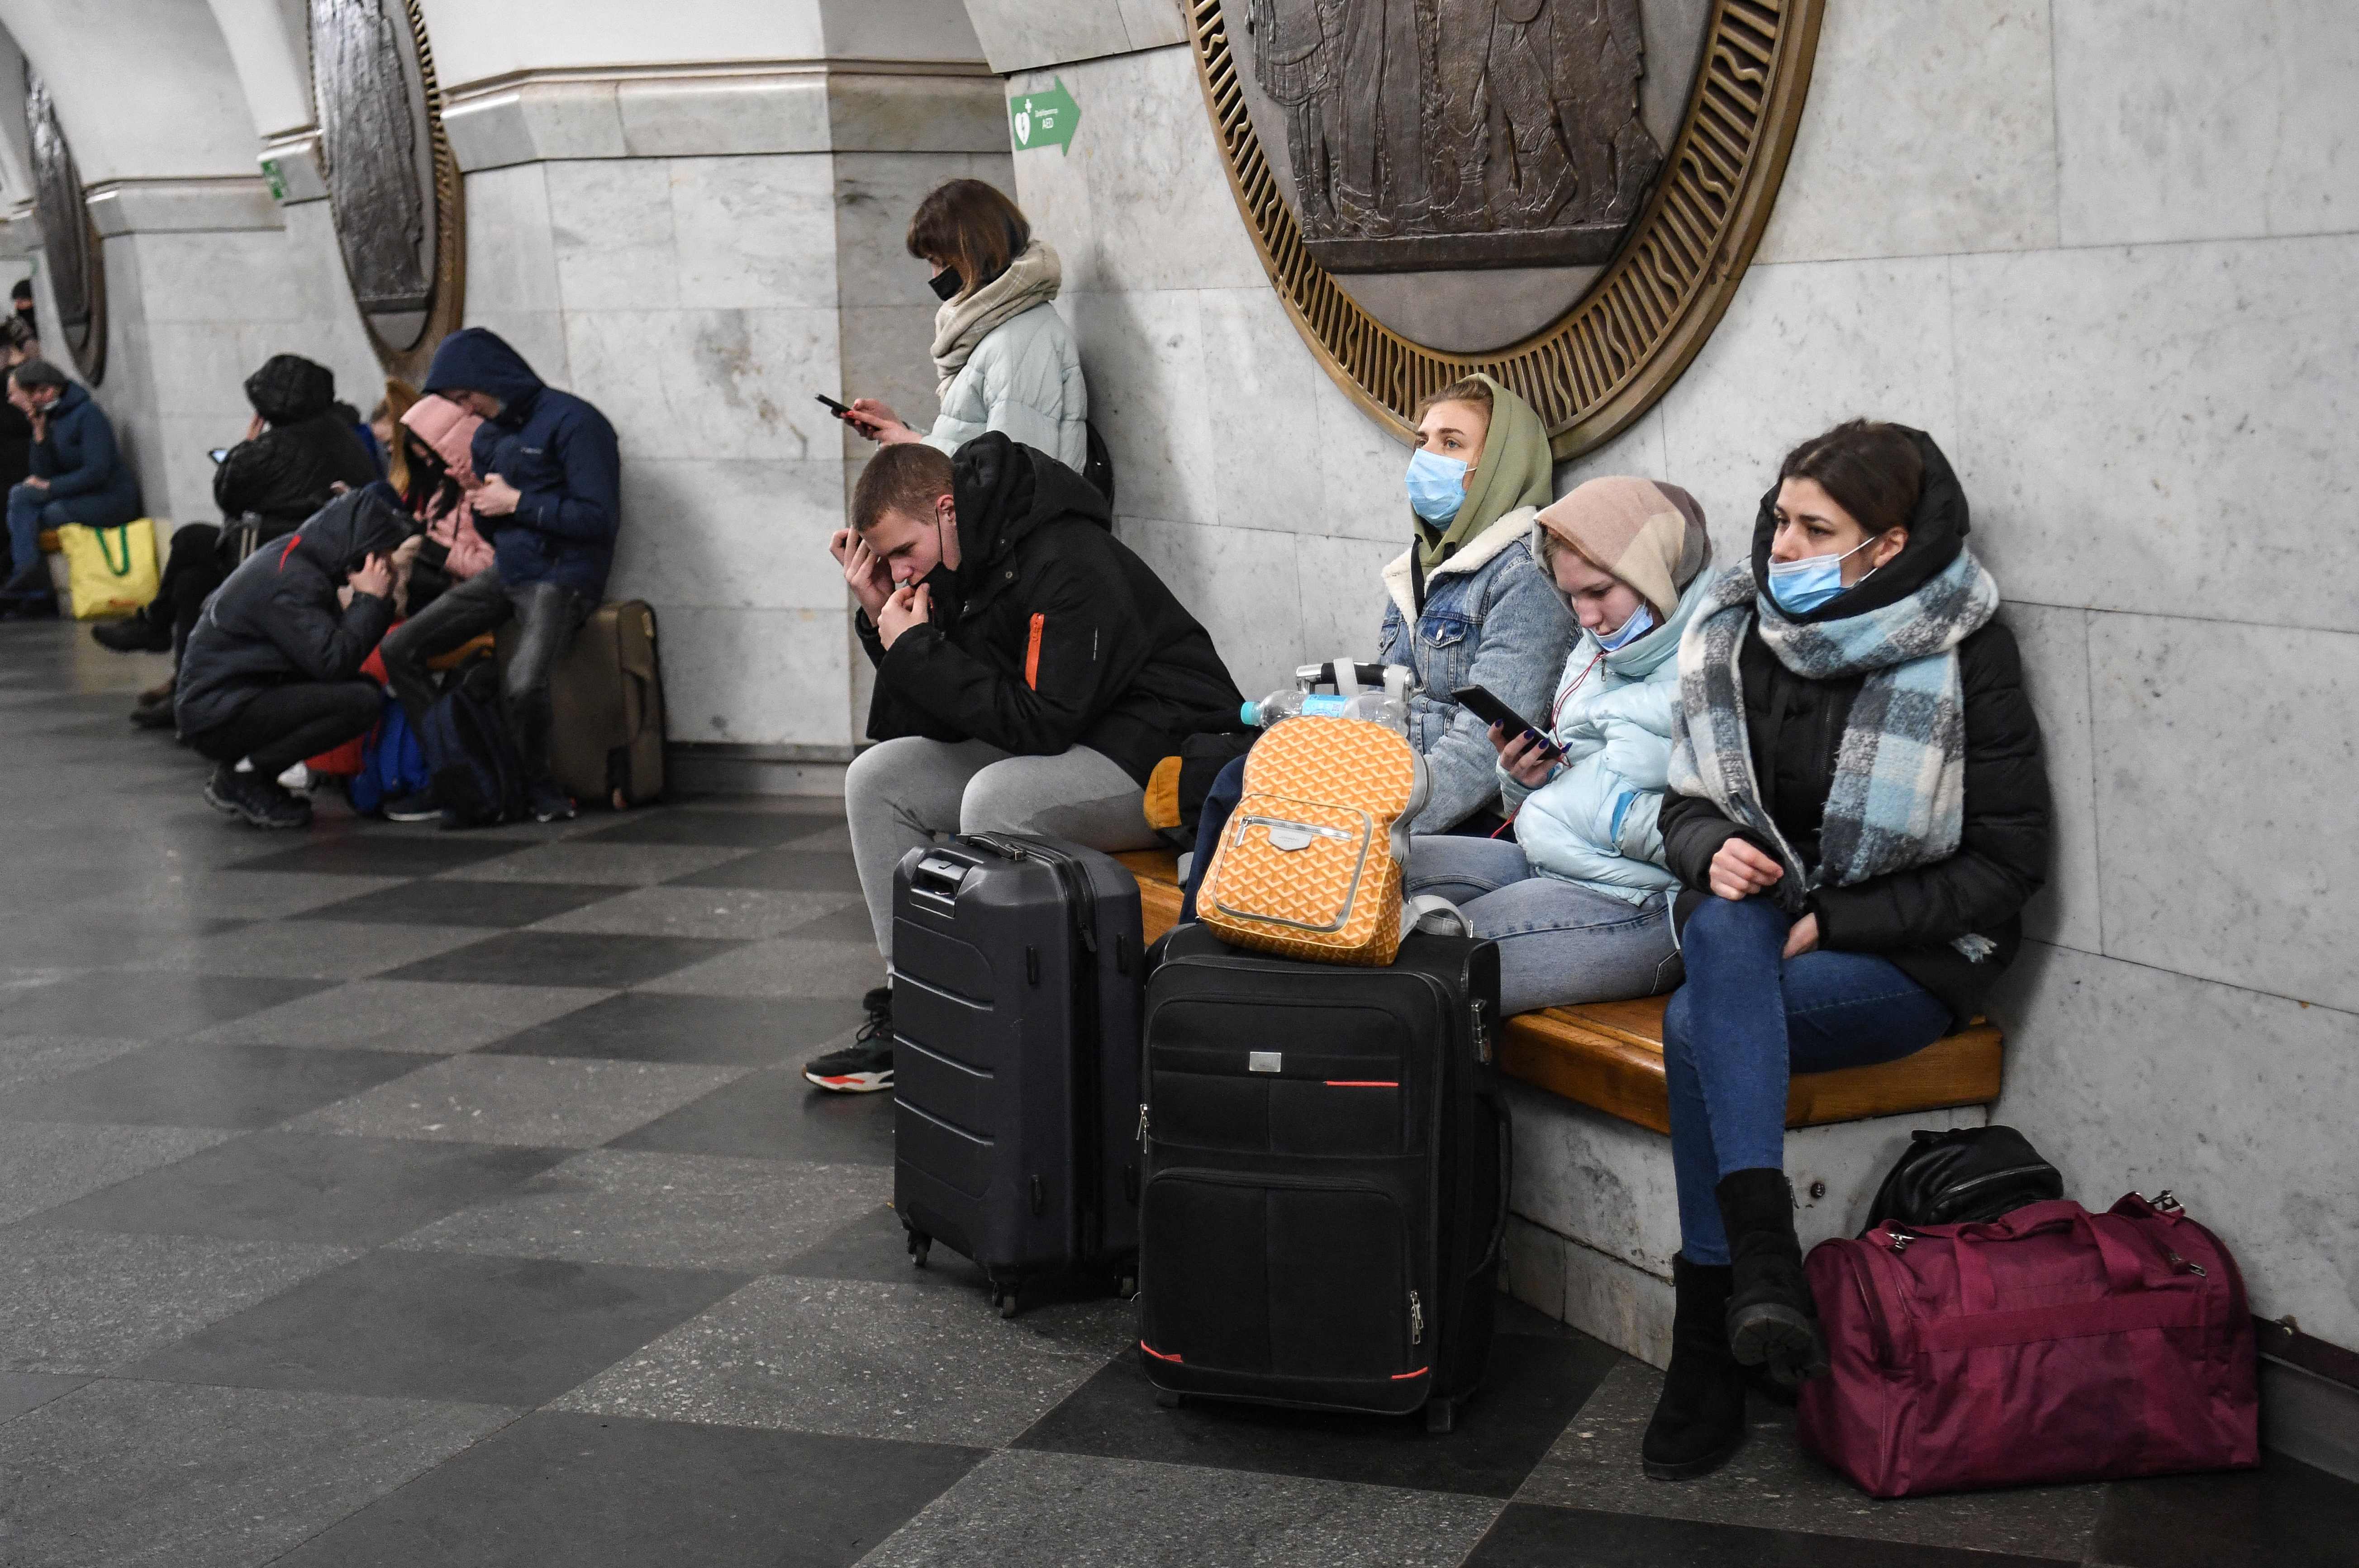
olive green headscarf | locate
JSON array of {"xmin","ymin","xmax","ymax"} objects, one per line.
[{"xmin": 1413, "ymin": 374, "xmax": 1554, "ymax": 571}]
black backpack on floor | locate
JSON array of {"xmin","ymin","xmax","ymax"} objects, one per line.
[
  {"xmin": 1865, "ymin": 1125, "xmax": 2064, "ymax": 1230},
  {"xmin": 417, "ymin": 655, "xmax": 528, "ymax": 829}
]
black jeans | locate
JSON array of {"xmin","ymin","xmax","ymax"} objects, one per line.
[
  {"xmin": 379, "ymin": 566, "xmax": 587, "ymax": 785},
  {"xmin": 148, "ymin": 523, "xmax": 229, "ymax": 661},
  {"xmin": 188, "ymin": 681, "xmax": 382, "ymax": 779}
]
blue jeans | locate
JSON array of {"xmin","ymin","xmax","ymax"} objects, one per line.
[
  {"xmin": 1662, "ymin": 895, "xmax": 1953, "ymax": 1265},
  {"xmin": 1405, "ymin": 836, "xmax": 1681, "ymax": 1013}
]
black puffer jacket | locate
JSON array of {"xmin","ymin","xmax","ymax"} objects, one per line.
[
  {"xmin": 859, "ymin": 435, "xmax": 1246, "ymax": 783},
  {"xmin": 213, "ymin": 355, "xmax": 380, "ymax": 540},
  {"xmin": 1658, "ymin": 431, "xmax": 2050, "ymax": 1022},
  {"xmin": 174, "ymin": 486, "xmax": 413, "ymax": 738}
]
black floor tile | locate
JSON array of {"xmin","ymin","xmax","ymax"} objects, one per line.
[
  {"xmin": 0, "ymin": 1042, "xmax": 427, "ymax": 1129},
  {"xmin": 0, "ymin": 973, "xmax": 334, "ymax": 1040},
  {"xmin": 270, "ymin": 1409, "xmax": 985, "ymax": 1568},
  {"xmin": 305, "ymin": 879, "xmax": 626, "ymax": 928},
  {"xmin": 576, "ymin": 811, "xmax": 839, "ymax": 849},
  {"xmin": 1465, "ymin": 1504, "xmax": 2074, "ymax": 1565},
  {"xmin": 2090, "ymin": 1453, "xmax": 2359, "ymax": 1568},
  {"xmin": 0, "ymin": 1370, "xmax": 90, "ymax": 1423},
  {"xmin": 33, "ymin": 1132, "xmax": 570, "ymax": 1245},
  {"xmin": 227, "ymin": 833, "xmax": 530, "ymax": 878},
  {"xmin": 607, "ymin": 1068, "xmax": 896, "ymax": 1164},
  {"xmin": 669, "ymin": 849, "xmax": 865, "ymax": 893},
  {"xmin": 379, "ymin": 930, "xmax": 747, "ymax": 988},
  {"xmin": 1014, "ymin": 1330, "xmax": 1618, "ymax": 1499},
  {"xmin": 479, "ymin": 992, "xmax": 867, "ymax": 1064},
  {"xmin": 125, "ymin": 1248, "xmax": 751, "ymax": 1405}
]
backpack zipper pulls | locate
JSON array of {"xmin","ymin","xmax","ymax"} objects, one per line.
[
  {"xmin": 1409, "ymin": 1289, "xmax": 1423, "ymax": 1345},
  {"xmin": 1136, "ymin": 1103, "xmax": 1149, "ymax": 1143}
]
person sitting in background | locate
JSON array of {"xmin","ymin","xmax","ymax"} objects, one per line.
[
  {"xmin": 1403, "ymin": 477, "xmax": 1714, "ymax": 1013},
  {"xmin": 95, "ymin": 353, "xmax": 378, "ymax": 728},
  {"xmin": 1639, "ymin": 420, "xmax": 2048, "ymax": 1482},
  {"xmin": 10, "ymin": 280, "xmax": 34, "ymax": 345},
  {"xmin": 0, "ymin": 360, "xmax": 141, "ymax": 618},
  {"xmin": 841, "ymin": 179, "xmax": 1088, "ymax": 475},
  {"xmin": 804, "ymin": 435, "xmax": 1244, "ymax": 1094},
  {"xmin": 0, "ymin": 323, "xmax": 34, "ymax": 532},
  {"xmin": 393, "ymin": 392, "xmax": 495, "ymax": 618},
  {"xmin": 173, "ymin": 486, "xmax": 414, "ymax": 829},
  {"xmin": 376, "ymin": 327, "xmax": 620, "ymax": 826}
]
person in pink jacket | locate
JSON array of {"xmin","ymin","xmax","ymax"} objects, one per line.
[{"xmin": 398, "ymin": 394, "xmax": 495, "ymax": 603}]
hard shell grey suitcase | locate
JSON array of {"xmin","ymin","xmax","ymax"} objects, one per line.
[
  {"xmin": 891, "ymin": 833, "xmax": 1146, "ymax": 1316},
  {"xmin": 546, "ymin": 599, "xmax": 666, "ymax": 808}
]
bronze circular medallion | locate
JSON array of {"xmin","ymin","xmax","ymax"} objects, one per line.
[
  {"xmin": 309, "ymin": 0, "xmax": 464, "ymax": 380},
  {"xmin": 24, "ymin": 67, "xmax": 106, "ymax": 386},
  {"xmin": 1191, "ymin": 0, "xmax": 1823, "ymax": 459}
]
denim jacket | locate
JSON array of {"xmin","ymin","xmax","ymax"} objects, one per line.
[{"xmin": 1378, "ymin": 506, "xmax": 1579, "ymax": 833}]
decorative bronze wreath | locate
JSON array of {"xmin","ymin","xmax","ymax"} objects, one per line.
[{"xmin": 1189, "ymin": 0, "xmax": 1824, "ymax": 460}]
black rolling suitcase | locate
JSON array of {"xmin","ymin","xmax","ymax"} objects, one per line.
[
  {"xmin": 1137, "ymin": 925, "xmax": 1509, "ymax": 1431},
  {"xmin": 891, "ymin": 834, "xmax": 1146, "ymax": 1316}
]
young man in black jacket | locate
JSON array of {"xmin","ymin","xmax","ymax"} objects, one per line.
[
  {"xmin": 173, "ymin": 487, "xmax": 413, "ymax": 829},
  {"xmin": 804, "ymin": 434, "xmax": 1245, "ymax": 1092}
]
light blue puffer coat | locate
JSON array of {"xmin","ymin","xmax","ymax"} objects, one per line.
[
  {"xmin": 1503, "ymin": 569, "xmax": 1719, "ymax": 903},
  {"xmin": 920, "ymin": 302, "xmax": 1088, "ymax": 473}
]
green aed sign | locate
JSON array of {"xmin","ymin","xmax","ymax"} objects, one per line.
[{"xmin": 1010, "ymin": 80, "xmax": 1079, "ymax": 155}]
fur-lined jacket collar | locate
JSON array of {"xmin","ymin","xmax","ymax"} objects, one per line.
[{"xmin": 1380, "ymin": 505, "xmax": 1540, "ymax": 622}]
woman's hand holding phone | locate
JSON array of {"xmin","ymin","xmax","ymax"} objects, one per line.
[
  {"xmin": 845, "ymin": 398, "xmax": 920, "ymax": 446},
  {"xmin": 1493, "ymin": 723, "xmax": 1560, "ymax": 788}
]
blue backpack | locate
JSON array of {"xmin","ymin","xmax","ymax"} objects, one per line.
[
  {"xmin": 348, "ymin": 699, "xmax": 433, "ymax": 816},
  {"xmin": 416, "ymin": 656, "xmax": 528, "ymax": 828}
]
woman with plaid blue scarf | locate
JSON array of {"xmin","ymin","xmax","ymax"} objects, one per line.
[{"xmin": 1639, "ymin": 421, "xmax": 2052, "ymax": 1482}]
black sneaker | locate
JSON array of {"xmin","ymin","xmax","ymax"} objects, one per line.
[
  {"xmin": 529, "ymin": 783, "xmax": 578, "ymax": 823},
  {"xmin": 93, "ymin": 615, "xmax": 171, "ymax": 653},
  {"xmin": 382, "ymin": 790, "xmax": 441, "ymax": 824},
  {"xmin": 206, "ymin": 765, "xmax": 312, "ymax": 830},
  {"xmin": 804, "ymin": 987, "xmax": 894, "ymax": 1093}
]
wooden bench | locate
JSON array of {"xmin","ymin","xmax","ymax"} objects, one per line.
[{"xmin": 1109, "ymin": 849, "xmax": 2002, "ymax": 1133}]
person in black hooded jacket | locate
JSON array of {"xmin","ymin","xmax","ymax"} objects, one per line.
[
  {"xmin": 802, "ymin": 433, "xmax": 1245, "ymax": 1093},
  {"xmin": 174, "ymin": 486, "xmax": 413, "ymax": 829},
  {"xmin": 1636, "ymin": 421, "xmax": 2049, "ymax": 1483}
]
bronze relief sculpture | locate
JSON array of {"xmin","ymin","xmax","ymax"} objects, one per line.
[
  {"xmin": 309, "ymin": 0, "xmax": 463, "ymax": 376},
  {"xmin": 24, "ymin": 67, "xmax": 105, "ymax": 384},
  {"xmin": 1199, "ymin": 0, "xmax": 1824, "ymax": 458}
]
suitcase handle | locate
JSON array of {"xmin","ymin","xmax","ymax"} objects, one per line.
[{"xmin": 1946, "ymin": 1202, "xmax": 2172, "ymax": 1312}]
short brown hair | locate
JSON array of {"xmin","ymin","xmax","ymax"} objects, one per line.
[
  {"xmin": 1414, "ymin": 375, "xmax": 1494, "ymax": 427},
  {"xmin": 1778, "ymin": 419, "xmax": 1923, "ymax": 537},
  {"xmin": 906, "ymin": 180, "xmax": 1031, "ymax": 301},
  {"xmin": 852, "ymin": 442, "xmax": 956, "ymax": 532}
]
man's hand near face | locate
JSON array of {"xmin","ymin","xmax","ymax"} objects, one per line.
[
  {"xmin": 876, "ymin": 583, "xmax": 934, "ymax": 649},
  {"xmin": 831, "ymin": 527, "xmax": 893, "ymax": 621}
]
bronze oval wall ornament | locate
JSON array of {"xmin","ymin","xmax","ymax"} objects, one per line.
[
  {"xmin": 309, "ymin": 0, "xmax": 464, "ymax": 380},
  {"xmin": 1191, "ymin": 0, "xmax": 1824, "ymax": 460},
  {"xmin": 24, "ymin": 67, "xmax": 105, "ymax": 385}
]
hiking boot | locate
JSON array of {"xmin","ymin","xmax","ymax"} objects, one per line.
[
  {"xmin": 1717, "ymin": 1169, "xmax": 1827, "ymax": 1392},
  {"xmin": 381, "ymin": 790, "xmax": 441, "ymax": 824},
  {"xmin": 205, "ymin": 765, "xmax": 312, "ymax": 830},
  {"xmin": 529, "ymin": 782, "xmax": 577, "ymax": 823},
  {"xmin": 93, "ymin": 614, "xmax": 171, "ymax": 653},
  {"xmin": 1642, "ymin": 1255, "xmax": 1748, "ymax": 1480},
  {"xmin": 804, "ymin": 986, "xmax": 894, "ymax": 1093}
]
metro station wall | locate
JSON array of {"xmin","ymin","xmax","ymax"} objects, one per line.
[{"xmin": 985, "ymin": 0, "xmax": 2359, "ymax": 1346}]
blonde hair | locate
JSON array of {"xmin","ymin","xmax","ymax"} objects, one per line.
[{"xmin": 1413, "ymin": 375, "xmax": 1494, "ymax": 428}]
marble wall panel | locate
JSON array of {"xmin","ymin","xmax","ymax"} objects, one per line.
[
  {"xmin": 1951, "ymin": 233, "xmax": 2359, "ymax": 632},
  {"xmin": 826, "ymin": 73, "xmax": 1009, "ymax": 156},
  {"xmin": 1198, "ymin": 287, "xmax": 1328, "ymax": 534},
  {"xmin": 2055, "ymin": 0, "xmax": 2359, "ymax": 248},
  {"xmin": 444, "ymin": 81, "xmax": 629, "ymax": 173},
  {"xmin": 961, "ymin": 0, "xmax": 1134, "ymax": 74},
  {"xmin": 2005, "ymin": 603, "xmax": 2101, "ymax": 954},
  {"xmin": 1115, "ymin": 513, "xmax": 1302, "ymax": 698},
  {"xmin": 1293, "ymin": 534, "xmax": 1402, "ymax": 671},
  {"xmin": 1754, "ymin": 0, "xmax": 2058, "ymax": 266},
  {"xmin": 1657, "ymin": 255, "xmax": 1959, "ymax": 568},
  {"xmin": 1309, "ymin": 371, "xmax": 1414, "ymax": 544},
  {"xmin": 1067, "ymin": 290, "xmax": 1216, "ymax": 530},
  {"xmin": 607, "ymin": 459, "xmax": 848, "ymax": 613},
  {"xmin": 463, "ymin": 312, "xmax": 572, "ymax": 391},
  {"xmin": 657, "ymin": 605, "xmax": 856, "ymax": 749},
  {"xmin": 668, "ymin": 156, "xmax": 841, "ymax": 312},
  {"xmin": 124, "ymin": 230, "xmax": 305, "ymax": 325},
  {"xmin": 1113, "ymin": 0, "xmax": 1188, "ymax": 51},
  {"xmin": 1991, "ymin": 942, "xmax": 2359, "ymax": 1346},
  {"xmin": 999, "ymin": 98, "xmax": 1102, "ymax": 294},
  {"xmin": 2087, "ymin": 613, "xmax": 2359, "ymax": 1012},
  {"xmin": 140, "ymin": 322, "xmax": 255, "ymax": 420},
  {"xmin": 545, "ymin": 161, "xmax": 682, "ymax": 312},
  {"xmin": 563, "ymin": 308, "xmax": 841, "ymax": 465},
  {"xmin": 837, "ymin": 305, "xmax": 946, "ymax": 447},
  {"xmin": 616, "ymin": 76, "xmax": 831, "ymax": 160},
  {"xmin": 462, "ymin": 165, "xmax": 563, "ymax": 317}
]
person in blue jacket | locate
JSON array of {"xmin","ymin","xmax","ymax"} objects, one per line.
[
  {"xmin": 376, "ymin": 328, "xmax": 620, "ymax": 823},
  {"xmin": 1, "ymin": 360, "xmax": 143, "ymax": 616}
]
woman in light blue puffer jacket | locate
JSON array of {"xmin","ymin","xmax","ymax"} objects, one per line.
[{"xmin": 1406, "ymin": 476, "xmax": 1716, "ymax": 1013}]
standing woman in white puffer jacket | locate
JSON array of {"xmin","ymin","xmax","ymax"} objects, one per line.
[
  {"xmin": 1404, "ymin": 477, "xmax": 1717, "ymax": 1014},
  {"xmin": 842, "ymin": 180, "xmax": 1088, "ymax": 475}
]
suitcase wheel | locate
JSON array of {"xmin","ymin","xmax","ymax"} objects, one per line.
[
  {"xmin": 906, "ymin": 1231, "xmax": 931, "ymax": 1269},
  {"xmin": 1423, "ymin": 1398, "xmax": 1456, "ymax": 1435},
  {"xmin": 994, "ymin": 1284, "xmax": 1021, "ymax": 1320},
  {"xmin": 1153, "ymin": 1388, "xmax": 1183, "ymax": 1409}
]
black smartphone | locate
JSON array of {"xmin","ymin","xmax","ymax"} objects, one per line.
[
  {"xmin": 207, "ymin": 447, "xmax": 229, "ymax": 464},
  {"xmin": 1452, "ymin": 684, "xmax": 1562, "ymax": 758},
  {"xmin": 814, "ymin": 394, "xmax": 853, "ymax": 418}
]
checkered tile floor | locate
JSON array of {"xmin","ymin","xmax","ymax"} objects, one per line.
[{"xmin": 3, "ymin": 622, "xmax": 2353, "ymax": 1567}]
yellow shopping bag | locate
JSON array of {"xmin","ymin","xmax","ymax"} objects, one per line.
[{"xmin": 57, "ymin": 518, "xmax": 161, "ymax": 620}]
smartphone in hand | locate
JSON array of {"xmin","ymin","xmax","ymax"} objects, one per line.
[
  {"xmin": 207, "ymin": 447, "xmax": 229, "ymax": 464},
  {"xmin": 1451, "ymin": 684, "xmax": 1563, "ymax": 759},
  {"xmin": 814, "ymin": 394, "xmax": 853, "ymax": 419}
]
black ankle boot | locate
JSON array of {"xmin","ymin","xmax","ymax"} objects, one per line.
[
  {"xmin": 1716, "ymin": 1168, "xmax": 1826, "ymax": 1392},
  {"xmin": 1642, "ymin": 1254, "xmax": 1747, "ymax": 1480}
]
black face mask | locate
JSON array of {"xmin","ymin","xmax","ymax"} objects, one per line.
[
  {"xmin": 919, "ymin": 562, "xmax": 961, "ymax": 623},
  {"xmin": 927, "ymin": 267, "xmax": 963, "ymax": 302}
]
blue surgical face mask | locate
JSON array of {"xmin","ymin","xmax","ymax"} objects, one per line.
[
  {"xmin": 1593, "ymin": 601, "xmax": 1655, "ymax": 651},
  {"xmin": 1405, "ymin": 448, "xmax": 1470, "ymax": 523},
  {"xmin": 1764, "ymin": 536, "xmax": 1879, "ymax": 615}
]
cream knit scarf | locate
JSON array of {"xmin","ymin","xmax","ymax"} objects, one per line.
[{"xmin": 931, "ymin": 241, "xmax": 1062, "ymax": 396}]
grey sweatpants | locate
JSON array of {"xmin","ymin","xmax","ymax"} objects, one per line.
[{"xmin": 845, "ymin": 736, "xmax": 1163, "ymax": 960}]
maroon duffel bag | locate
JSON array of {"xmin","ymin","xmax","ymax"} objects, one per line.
[{"xmin": 1798, "ymin": 1193, "xmax": 2258, "ymax": 1497}]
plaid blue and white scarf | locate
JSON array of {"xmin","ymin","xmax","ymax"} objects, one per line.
[{"xmin": 1667, "ymin": 551, "xmax": 2001, "ymax": 938}]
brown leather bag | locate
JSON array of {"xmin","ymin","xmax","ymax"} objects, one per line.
[{"xmin": 545, "ymin": 600, "xmax": 666, "ymax": 808}]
